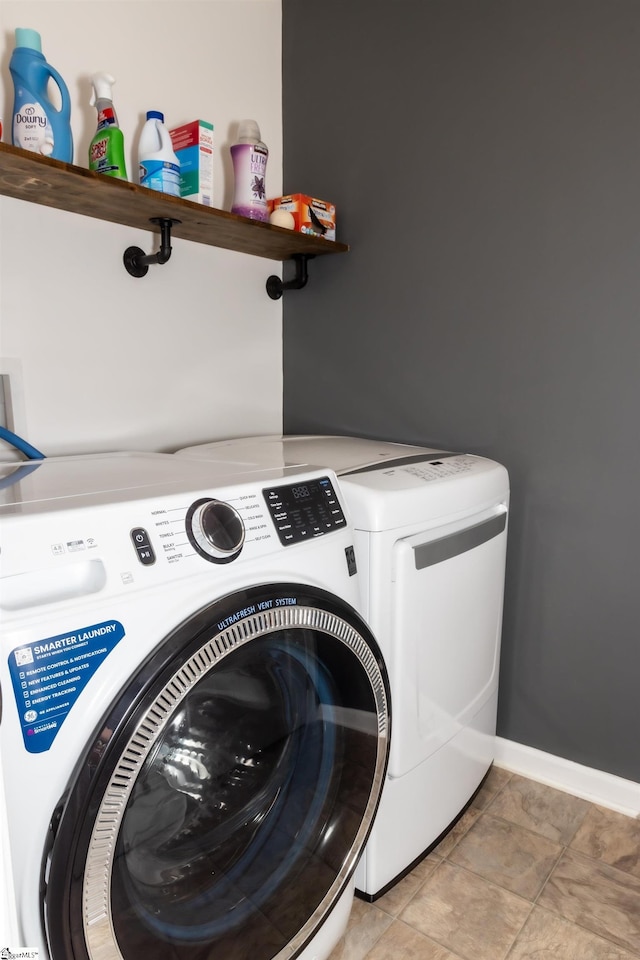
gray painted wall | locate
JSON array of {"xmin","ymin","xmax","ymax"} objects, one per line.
[{"xmin": 282, "ymin": 0, "xmax": 640, "ymax": 782}]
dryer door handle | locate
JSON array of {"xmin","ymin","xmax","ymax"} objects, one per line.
[{"xmin": 412, "ymin": 508, "xmax": 507, "ymax": 571}]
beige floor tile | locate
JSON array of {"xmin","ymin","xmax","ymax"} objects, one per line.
[
  {"xmin": 334, "ymin": 776, "xmax": 640, "ymax": 959},
  {"xmin": 471, "ymin": 764, "xmax": 513, "ymax": 810},
  {"xmin": 487, "ymin": 774, "xmax": 591, "ymax": 844},
  {"xmin": 506, "ymin": 905, "xmax": 640, "ymax": 959},
  {"xmin": 410, "ymin": 851, "xmax": 443, "ymax": 880},
  {"xmin": 433, "ymin": 806, "xmax": 481, "ymax": 858},
  {"xmin": 570, "ymin": 804, "xmax": 640, "ymax": 879},
  {"xmin": 449, "ymin": 812, "xmax": 562, "ymax": 899},
  {"xmin": 374, "ymin": 854, "xmax": 441, "ymax": 916},
  {"xmin": 363, "ymin": 919, "xmax": 461, "ymax": 959},
  {"xmin": 537, "ymin": 849, "xmax": 640, "ymax": 955},
  {"xmin": 328, "ymin": 898, "xmax": 393, "ymax": 960},
  {"xmin": 399, "ymin": 860, "xmax": 531, "ymax": 960}
]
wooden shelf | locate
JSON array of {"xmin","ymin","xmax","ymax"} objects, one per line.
[{"xmin": 0, "ymin": 142, "xmax": 349, "ymax": 261}]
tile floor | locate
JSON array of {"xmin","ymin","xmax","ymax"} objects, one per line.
[{"xmin": 330, "ymin": 766, "xmax": 640, "ymax": 960}]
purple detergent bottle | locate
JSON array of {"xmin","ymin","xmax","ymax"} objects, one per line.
[{"xmin": 230, "ymin": 120, "xmax": 269, "ymax": 221}]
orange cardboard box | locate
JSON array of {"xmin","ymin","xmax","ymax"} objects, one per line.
[{"xmin": 268, "ymin": 194, "xmax": 336, "ymax": 241}]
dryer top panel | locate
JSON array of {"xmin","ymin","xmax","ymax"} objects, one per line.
[
  {"xmin": 176, "ymin": 435, "xmax": 450, "ymax": 474},
  {"xmin": 340, "ymin": 455, "xmax": 509, "ymax": 531}
]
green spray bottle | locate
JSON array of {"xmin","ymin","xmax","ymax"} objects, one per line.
[{"xmin": 89, "ymin": 72, "xmax": 127, "ymax": 179}]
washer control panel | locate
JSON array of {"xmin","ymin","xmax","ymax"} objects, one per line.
[{"xmin": 264, "ymin": 476, "xmax": 346, "ymax": 545}]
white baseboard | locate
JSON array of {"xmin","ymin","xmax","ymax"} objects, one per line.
[{"xmin": 494, "ymin": 737, "xmax": 640, "ymax": 818}]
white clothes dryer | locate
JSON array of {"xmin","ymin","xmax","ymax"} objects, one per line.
[
  {"xmin": 175, "ymin": 436, "xmax": 510, "ymax": 899},
  {"xmin": 0, "ymin": 452, "xmax": 390, "ymax": 959}
]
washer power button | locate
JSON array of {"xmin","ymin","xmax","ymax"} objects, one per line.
[{"xmin": 130, "ymin": 528, "xmax": 156, "ymax": 565}]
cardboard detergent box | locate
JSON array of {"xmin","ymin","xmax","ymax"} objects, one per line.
[
  {"xmin": 169, "ymin": 120, "xmax": 214, "ymax": 206},
  {"xmin": 268, "ymin": 194, "xmax": 336, "ymax": 241}
]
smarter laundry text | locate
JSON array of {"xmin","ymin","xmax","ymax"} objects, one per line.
[{"xmin": 33, "ymin": 623, "xmax": 118, "ymax": 656}]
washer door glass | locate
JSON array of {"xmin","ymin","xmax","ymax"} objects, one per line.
[{"xmin": 46, "ymin": 586, "xmax": 389, "ymax": 960}]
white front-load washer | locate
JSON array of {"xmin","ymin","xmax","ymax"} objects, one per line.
[
  {"xmin": 175, "ymin": 436, "xmax": 510, "ymax": 899},
  {"xmin": 0, "ymin": 452, "xmax": 390, "ymax": 959}
]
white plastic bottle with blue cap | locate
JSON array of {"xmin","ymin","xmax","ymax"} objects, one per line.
[{"xmin": 138, "ymin": 111, "xmax": 180, "ymax": 196}]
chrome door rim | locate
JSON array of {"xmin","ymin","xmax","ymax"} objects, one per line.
[{"xmin": 83, "ymin": 603, "xmax": 389, "ymax": 960}]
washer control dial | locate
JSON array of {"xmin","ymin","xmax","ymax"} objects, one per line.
[{"xmin": 186, "ymin": 498, "xmax": 245, "ymax": 563}]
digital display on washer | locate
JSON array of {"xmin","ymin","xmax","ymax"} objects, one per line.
[{"xmin": 263, "ymin": 476, "xmax": 346, "ymax": 544}]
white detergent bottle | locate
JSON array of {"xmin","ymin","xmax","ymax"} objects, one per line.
[{"xmin": 138, "ymin": 110, "xmax": 180, "ymax": 196}]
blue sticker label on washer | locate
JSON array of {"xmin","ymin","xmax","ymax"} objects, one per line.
[{"xmin": 8, "ymin": 620, "xmax": 125, "ymax": 753}]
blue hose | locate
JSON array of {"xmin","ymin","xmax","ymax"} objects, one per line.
[
  {"xmin": 0, "ymin": 462, "xmax": 42, "ymax": 489},
  {"xmin": 0, "ymin": 426, "xmax": 46, "ymax": 460}
]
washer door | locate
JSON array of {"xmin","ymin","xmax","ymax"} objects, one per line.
[{"xmin": 45, "ymin": 584, "xmax": 389, "ymax": 960}]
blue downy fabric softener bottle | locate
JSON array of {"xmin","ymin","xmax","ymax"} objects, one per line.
[{"xmin": 10, "ymin": 28, "xmax": 73, "ymax": 162}]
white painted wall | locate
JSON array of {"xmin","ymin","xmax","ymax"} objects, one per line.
[{"xmin": 0, "ymin": 0, "xmax": 283, "ymax": 457}]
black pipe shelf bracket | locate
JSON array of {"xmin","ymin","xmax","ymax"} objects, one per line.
[
  {"xmin": 266, "ymin": 254, "xmax": 316, "ymax": 300},
  {"xmin": 123, "ymin": 217, "xmax": 182, "ymax": 278}
]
